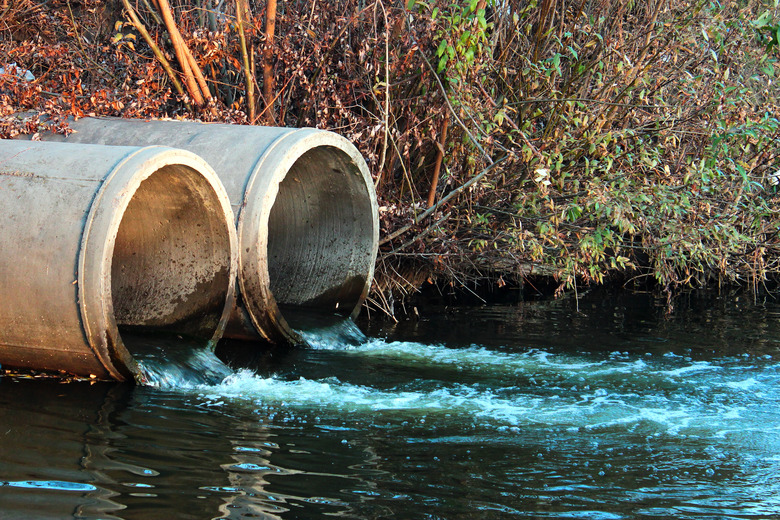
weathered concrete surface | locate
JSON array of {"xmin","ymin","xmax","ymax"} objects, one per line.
[
  {"xmin": 42, "ymin": 118, "xmax": 379, "ymax": 344},
  {"xmin": 0, "ymin": 140, "xmax": 237, "ymax": 380}
]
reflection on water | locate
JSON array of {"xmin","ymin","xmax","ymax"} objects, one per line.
[
  {"xmin": 0, "ymin": 481, "xmax": 98, "ymax": 492},
  {"xmin": 2, "ymin": 289, "xmax": 780, "ymax": 519}
]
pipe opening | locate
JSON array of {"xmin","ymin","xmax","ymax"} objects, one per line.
[
  {"xmin": 111, "ymin": 164, "xmax": 233, "ymax": 359},
  {"xmin": 268, "ymin": 145, "xmax": 374, "ymax": 328}
]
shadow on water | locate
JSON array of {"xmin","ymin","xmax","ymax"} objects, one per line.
[
  {"xmin": 2, "ymin": 288, "xmax": 780, "ymax": 519},
  {"xmin": 362, "ymin": 287, "xmax": 780, "ymax": 359}
]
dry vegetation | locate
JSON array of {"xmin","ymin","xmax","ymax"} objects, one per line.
[{"xmin": 2, "ymin": 0, "xmax": 780, "ymax": 316}]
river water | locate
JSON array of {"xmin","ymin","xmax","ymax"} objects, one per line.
[{"xmin": 2, "ymin": 289, "xmax": 780, "ymax": 519}]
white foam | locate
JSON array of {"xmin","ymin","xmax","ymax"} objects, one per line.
[
  {"xmin": 662, "ymin": 361, "xmax": 723, "ymax": 377},
  {"xmin": 136, "ymin": 328, "xmax": 780, "ymax": 442},
  {"xmin": 322, "ymin": 340, "xmax": 611, "ymax": 379},
  {"xmin": 724, "ymin": 378, "xmax": 759, "ymax": 390}
]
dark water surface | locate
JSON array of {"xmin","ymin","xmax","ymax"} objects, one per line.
[{"xmin": 2, "ymin": 289, "xmax": 780, "ymax": 519}]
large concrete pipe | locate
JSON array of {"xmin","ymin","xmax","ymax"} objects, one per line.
[
  {"xmin": 39, "ymin": 118, "xmax": 379, "ymax": 344},
  {"xmin": 0, "ymin": 140, "xmax": 237, "ymax": 381}
]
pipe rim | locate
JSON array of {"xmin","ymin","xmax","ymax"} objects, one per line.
[
  {"xmin": 237, "ymin": 129, "xmax": 379, "ymax": 344},
  {"xmin": 78, "ymin": 146, "xmax": 238, "ymax": 380}
]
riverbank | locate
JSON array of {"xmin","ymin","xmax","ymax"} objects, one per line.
[{"xmin": 2, "ymin": 1, "xmax": 779, "ymax": 317}]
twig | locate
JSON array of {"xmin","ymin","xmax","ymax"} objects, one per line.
[
  {"xmin": 307, "ymin": 3, "xmax": 375, "ymax": 85},
  {"xmin": 139, "ymin": 0, "xmax": 163, "ymax": 26},
  {"xmin": 506, "ymin": 97, "xmax": 673, "ymax": 109},
  {"xmin": 387, "ymin": 212, "xmax": 451, "ymax": 254},
  {"xmin": 415, "ymin": 45, "xmax": 490, "ymax": 163},
  {"xmin": 256, "ymin": 69, "xmax": 296, "ymax": 124},
  {"xmin": 533, "ymin": 0, "xmax": 555, "ymax": 63},
  {"xmin": 365, "ymin": 294, "xmax": 398, "ymax": 322},
  {"xmin": 65, "ymin": 0, "xmax": 120, "ymax": 83}
]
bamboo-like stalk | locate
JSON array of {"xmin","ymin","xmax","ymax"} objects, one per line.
[
  {"xmin": 120, "ymin": 0, "xmax": 191, "ymax": 110},
  {"xmin": 263, "ymin": 0, "xmax": 277, "ymax": 124},
  {"xmin": 236, "ymin": 0, "xmax": 255, "ymax": 121},
  {"xmin": 184, "ymin": 40, "xmax": 212, "ymax": 101},
  {"xmin": 156, "ymin": 0, "xmax": 204, "ymax": 106},
  {"xmin": 237, "ymin": 0, "xmax": 251, "ymax": 26}
]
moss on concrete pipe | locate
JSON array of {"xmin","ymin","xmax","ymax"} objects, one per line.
[
  {"xmin": 43, "ymin": 118, "xmax": 379, "ymax": 344},
  {"xmin": 0, "ymin": 140, "xmax": 237, "ymax": 380}
]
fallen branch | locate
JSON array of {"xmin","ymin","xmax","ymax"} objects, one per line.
[
  {"xmin": 379, "ymin": 155, "xmax": 508, "ymax": 247},
  {"xmin": 386, "ymin": 212, "xmax": 451, "ymax": 255}
]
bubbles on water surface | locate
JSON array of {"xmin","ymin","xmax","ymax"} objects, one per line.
[
  {"xmin": 125, "ymin": 312, "xmax": 780, "ymax": 465},
  {"xmin": 163, "ymin": 323, "xmax": 780, "ymax": 449}
]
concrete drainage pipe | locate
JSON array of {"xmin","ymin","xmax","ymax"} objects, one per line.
[
  {"xmin": 42, "ymin": 118, "xmax": 379, "ymax": 344},
  {"xmin": 0, "ymin": 140, "xmax": 237, "ymax": 381}
]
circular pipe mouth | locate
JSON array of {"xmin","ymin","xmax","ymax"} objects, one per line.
[
  {"xmin": 239, "ymin": 131, "xmax": 378, "ymax": 343},
  {"xmin": 79, "ymin": 148, "xmax": 237, "ymax": 381}
]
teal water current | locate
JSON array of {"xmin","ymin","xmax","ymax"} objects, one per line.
[{"xmin": 2, "ymin": 289, "xmax": 780, "ymax": 519}]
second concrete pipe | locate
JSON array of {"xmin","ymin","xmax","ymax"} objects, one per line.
[{"xmin": 41, "ymin": 118, "xmax": 379, "ymax": 344}]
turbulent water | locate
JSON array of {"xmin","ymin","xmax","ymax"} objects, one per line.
[
  {"xmin": 120, "ymin": 330, "xmax": 233, "ymax": 387},
  {"xmin": 2, "ymin": 289, "xmax": 780, "ymax": 519}
]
